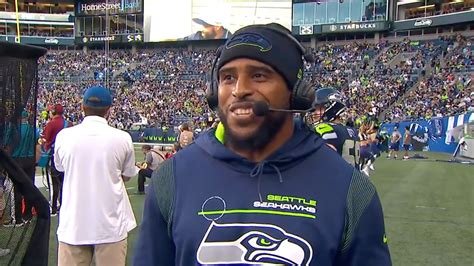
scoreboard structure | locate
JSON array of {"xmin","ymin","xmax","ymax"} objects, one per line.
[
  {"xmin": 74, "ymin": 0, "xmax": 144, "ymax": 45},
  {"xmin": 292, "ymin": 0, "xmax": 390, "ymax": 36},
  {"xmin": 292, "ymin": 0, "xmax": 474, "ymax": 39}
]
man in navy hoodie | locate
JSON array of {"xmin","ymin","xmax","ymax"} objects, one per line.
[{"xmin": 134, "ymin": 23, "xmax": 391, "ymax": 265}]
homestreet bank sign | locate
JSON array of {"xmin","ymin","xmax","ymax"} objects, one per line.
[
  {"xmin": 80, "ymin": 3, "xmax": 121, "ymax": 12},
  {"xmin": 77, "ymin": 0, "xmax": 140, "ymax": 15},
  {"xmin": 322, "ymin": 21, "xmax": 388, "ymax": 33}
]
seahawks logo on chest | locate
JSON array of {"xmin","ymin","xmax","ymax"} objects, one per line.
[{"xmin": 197, "ymin": 222, "xmax": 313, "ymax": 265}]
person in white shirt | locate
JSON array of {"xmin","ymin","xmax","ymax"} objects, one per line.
[
  {"xmin": 388, "ymin": 126, "xmax": 402, "ymax": 159},
  {"xmin": 54, "ymin": 86, "xmax": 138, "ymax": 266}
]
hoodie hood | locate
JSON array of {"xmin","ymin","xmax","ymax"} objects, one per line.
[
  {"xmin": 196, "ymin": 121, "xmax": 323, "ymax": 171},
  {"xmin": 195, "ymin": 120, "xmax": 324, "ymax": 185}
]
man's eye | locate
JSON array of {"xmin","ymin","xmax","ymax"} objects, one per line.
[
  {"xmin": 254, "ymin": 73, "xmax": 264, "ymax": 78},
  {"xmin": 221, "ymin": 75, "xmax": 234, "ymax": 81}
]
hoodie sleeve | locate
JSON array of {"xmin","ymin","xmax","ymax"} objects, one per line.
[
  {"xmin": 335, "ymin": 170, "xmax": 392, "ymax": 266},
  {"xmin": 133, "ymin": 159, "xmax": 175, "ymax": 266}
]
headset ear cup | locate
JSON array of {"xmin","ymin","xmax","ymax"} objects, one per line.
[
  {"xmin": 290, "ymin": 79, "xmax": 301, "ymax": 110},
  {"xmin": 205, "ymin": 80, "xmax": 219, "ymax": 111},
  {"xmin": 291, "ymin": 80, "xmax": 314, "ymax": 110},
  {"xmin": 206, "ymin": 46, "xmax": 223, "ymax": 111}
]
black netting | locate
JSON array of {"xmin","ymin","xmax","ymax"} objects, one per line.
[{"xmin": 0, "ymin": 42, "xmax": 49, "ymax": 266}]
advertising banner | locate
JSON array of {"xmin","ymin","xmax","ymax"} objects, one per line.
[
  {"xmin": 75, "ymin": 33, "xmax": 143, "ymax": 44},
  {"xmin": 382, "ymin": 112, "xmax": 474, "ymax": 154},
  {"xmin": 392, "ymin": 10, "xmax": 474, "ymax": 31},
  {"xmin": 76, "ymin": 0, "xmax": 142, "ymax": 16},
  {"xmin": 143, "ymin": 0, "xmax": 291, "ymax": 42},
  {"xmin": 128, "ymin": 128, "xmax": 179, "ymax": 144},
  {"xmin": 75, "ymin": 35, "xmax": 121, "ymax": 44},
  {"xmin": 1, "ymin": 35, "xmax": 74, "ymax": 46},
  {"xmin": 320, "ymin": 21, "xmax": 389, "ymax": 33}
]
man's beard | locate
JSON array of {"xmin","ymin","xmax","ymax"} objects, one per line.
[{"xmin": 218, "ymin": 107, "xmax": 289, "ymax": 151}]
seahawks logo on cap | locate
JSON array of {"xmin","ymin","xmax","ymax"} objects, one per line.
[
  {"xmin": 197, "ymin": 222, "xmax": 313, "ymax": 265},
  {"xmin": 225, "ymin": 33, "xmax": 272, "ymax": 52}
]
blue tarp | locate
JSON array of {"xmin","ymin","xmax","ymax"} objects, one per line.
[{"xmin": 381, "ymin": 112, "xmax": 474, "ymax": 153}]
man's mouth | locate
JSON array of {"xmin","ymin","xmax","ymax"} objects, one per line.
[
  {"xmin": 229, "ymin": 102, "xmax": 254, "ymax": 115},
  {"xmin": 233, "ymin": 108, "xmax": 252, "ymax": 116},
  {"xmin": 228, "ymin": 102, "xmax": 259, "ymax": 121}
]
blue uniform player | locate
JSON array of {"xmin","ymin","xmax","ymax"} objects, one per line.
[
  {"xmin": 358, "ymin": 120, "xmax": 378, "ymax": 176},
  {"xmin": 307, "ymin": 88, "xmax": 360, "ymax": 167}
]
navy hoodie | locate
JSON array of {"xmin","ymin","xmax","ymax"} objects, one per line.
[{"xmin": 134, "ymin": 122, "xmax": 391, "ymax": 265}]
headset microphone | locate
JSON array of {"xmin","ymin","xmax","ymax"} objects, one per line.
[{"xmin": 252, "ymin": 101, "xmax": 312, "ymax": 117}]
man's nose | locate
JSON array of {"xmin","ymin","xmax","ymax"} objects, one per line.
[{"xmin": 232, "ymin": 76, "xmax": 253, "ymax": 99}]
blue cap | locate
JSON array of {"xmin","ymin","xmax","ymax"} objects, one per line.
[{"xmin": 83, "ymin": 86, "xmax": 112, "ymax": 107}]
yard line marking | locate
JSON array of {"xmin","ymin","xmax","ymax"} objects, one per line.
[{"xmin": 415, "ymin": 205, "xmax": 446, "ymax": 210}]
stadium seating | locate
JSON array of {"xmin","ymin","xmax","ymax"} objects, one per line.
[{"xmin": 37, "ymin": 35, "xmax": 473, "ymax": 130}]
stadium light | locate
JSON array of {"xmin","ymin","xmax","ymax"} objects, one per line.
[
  {"xmin": 397, "ymin": 0, "xmax": 424, "ymax": 6},
  {"xmin": 415, "ymin": 4, "xmax": 435, "ymax": 9}
]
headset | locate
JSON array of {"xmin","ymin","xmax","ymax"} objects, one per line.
[{"xmin": 205, "ymin": 25, "xmax": 315, "ymax": 112}]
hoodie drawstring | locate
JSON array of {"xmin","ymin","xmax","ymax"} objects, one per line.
[{"xmin": 250, "ymin": 161, "xmax": 284, "ymax": 202}]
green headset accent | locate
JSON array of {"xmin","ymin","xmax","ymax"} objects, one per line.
[
  {"xmin": 297, "ymin": 68, "xmax": 303, "ymax": 79},
  {"xmin": 215, "ymin": 122, "xmax": 225, "ymax": 144}
]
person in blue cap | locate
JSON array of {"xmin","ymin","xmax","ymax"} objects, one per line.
[{"xmin": 53, "ymin": 86, "xmax": 138, "ymax": 266}]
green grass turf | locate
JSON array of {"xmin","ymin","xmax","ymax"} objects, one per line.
[
  {"xmin": 371, "ymin": 152, "xmax": 473, "ymax": 266},
  {"xmin": 41, "ymin": 150, "xmax": 473, "ymax": 265}
]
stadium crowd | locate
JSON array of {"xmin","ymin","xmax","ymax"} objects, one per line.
[
  {"xmin": 385, "ymin": 35, "xmax": 473, "ymax": 121},
  {"xmin": 37, "ymin": 34, "xmax": 473, "ymax": 131},
  {"xmin": 385, "ymin": 71, "xmax": 473, "ymax": 121}
]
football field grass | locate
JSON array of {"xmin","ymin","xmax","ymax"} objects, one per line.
[
  {"xmin": 41, "ymin": 149, "xmax": 473, "ymax": 265},
  {"xmin": 371, "ymin": 153, "xmax": 473, "ymax": 265}
]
